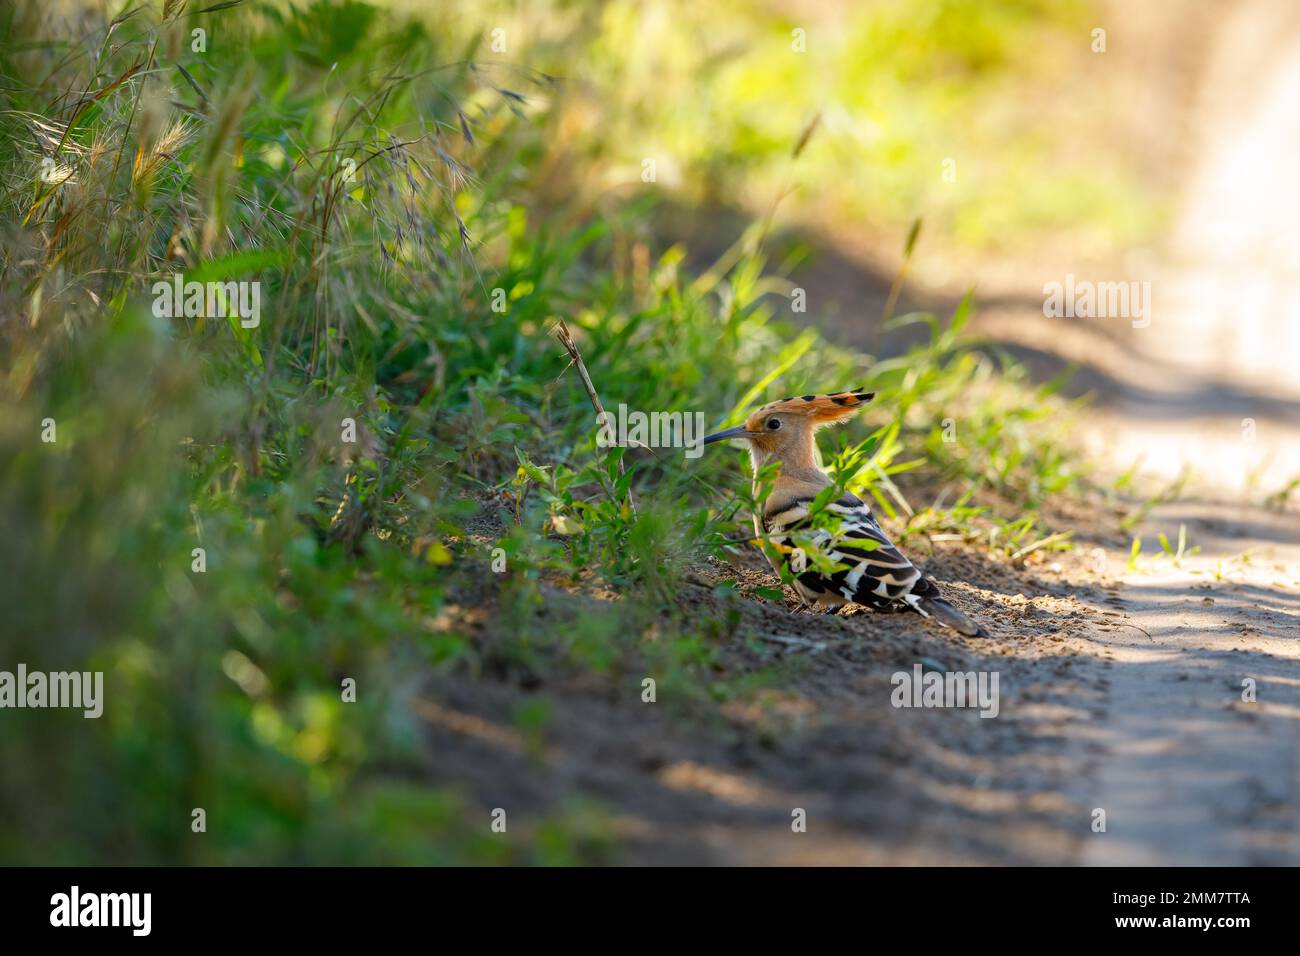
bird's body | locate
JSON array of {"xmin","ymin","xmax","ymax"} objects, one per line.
[{"xmin": 705, "ymin": 388, "xmax": 983, "ymax": 636}]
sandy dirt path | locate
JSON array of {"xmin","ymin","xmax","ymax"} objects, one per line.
[
  {"xmin": 437, "ymin": 493, "xmax": 1296, "ymax": 864},
  {"xmin": 1075, "ymin": 507, "xmax": 1300, "ymax": 865},
  {"xmin": 1064, "ymin": 0, "xmax": 1300, "ymax": 864}
]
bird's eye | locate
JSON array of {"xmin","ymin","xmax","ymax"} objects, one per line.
[{"xmin": 766, "ymin": 418, "xmax": 782, "ymax": 430}]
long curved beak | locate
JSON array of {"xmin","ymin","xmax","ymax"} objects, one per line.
[{"xmin": 703, "ymin": 424, "xmax": 750, "ymax": 445}]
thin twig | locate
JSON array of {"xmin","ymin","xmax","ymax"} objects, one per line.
[
  {"xmin": 1113, "ymin": 621, "xmax": 1153, "ymax": 640},
  {"xmin": 755, "ymin": 633, "xmax": 829, "ymax": 654},
  {"xmin": 552, "ymin": 318, "xmax": 636, "ymax": 514}
]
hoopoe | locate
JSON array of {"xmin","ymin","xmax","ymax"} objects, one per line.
[{"xmin": 703, "ymin": 388, "xmax": 984, "ymax": 636}]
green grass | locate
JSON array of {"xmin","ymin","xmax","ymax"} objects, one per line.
[{"xmin": 1, "ymin": 0, "xmax": 1098, "ymax": 864}]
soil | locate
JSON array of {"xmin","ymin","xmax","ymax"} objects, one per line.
[{"xmin": 423, "ymin": 493, "xmax": 1299, "ymax": 865}]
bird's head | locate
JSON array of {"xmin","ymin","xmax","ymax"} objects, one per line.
[{"xmin": 703, "ymin": 388, "xmax": 874, "ymax": 475}]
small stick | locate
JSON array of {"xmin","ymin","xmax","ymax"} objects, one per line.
[
  {"xmin": 552, "ymin": 319, "xmax": 636, "ymax": 514},
  {"xmin": 756, "ymin": 633, "xmax": 829, "ymax": 654}
]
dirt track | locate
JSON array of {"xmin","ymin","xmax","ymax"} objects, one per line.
[{"xmin": 432, "ymin": 491, "xmax": 1297, "ymax": 864}]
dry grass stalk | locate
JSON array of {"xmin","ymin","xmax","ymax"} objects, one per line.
[{"xmin": 552, "ymin": 318, "xmax": 636, "ymax": 514}]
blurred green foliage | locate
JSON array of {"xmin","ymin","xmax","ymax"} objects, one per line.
[{"xmin": 511, "ymin": 0, "xmax": 1160, "ymax": 256}]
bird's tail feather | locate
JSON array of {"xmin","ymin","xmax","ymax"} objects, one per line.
[{"xmin": 915, "ymin": 595, "xmax": 984, "ymax": 637}]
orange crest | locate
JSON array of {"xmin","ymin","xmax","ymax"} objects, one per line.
[{"xmin": 747, "ymin": 387, "xmax": 874, "ymax": 427}]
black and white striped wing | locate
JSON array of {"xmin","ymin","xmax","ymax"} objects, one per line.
[{"xmin": 766, "ymin": 494, "xmax": 931, "ymax": 610}]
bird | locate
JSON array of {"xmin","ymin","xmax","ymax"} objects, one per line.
[{"xmin": 702, "ymin": 387, "xmax": 984, "ymax": 636}]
